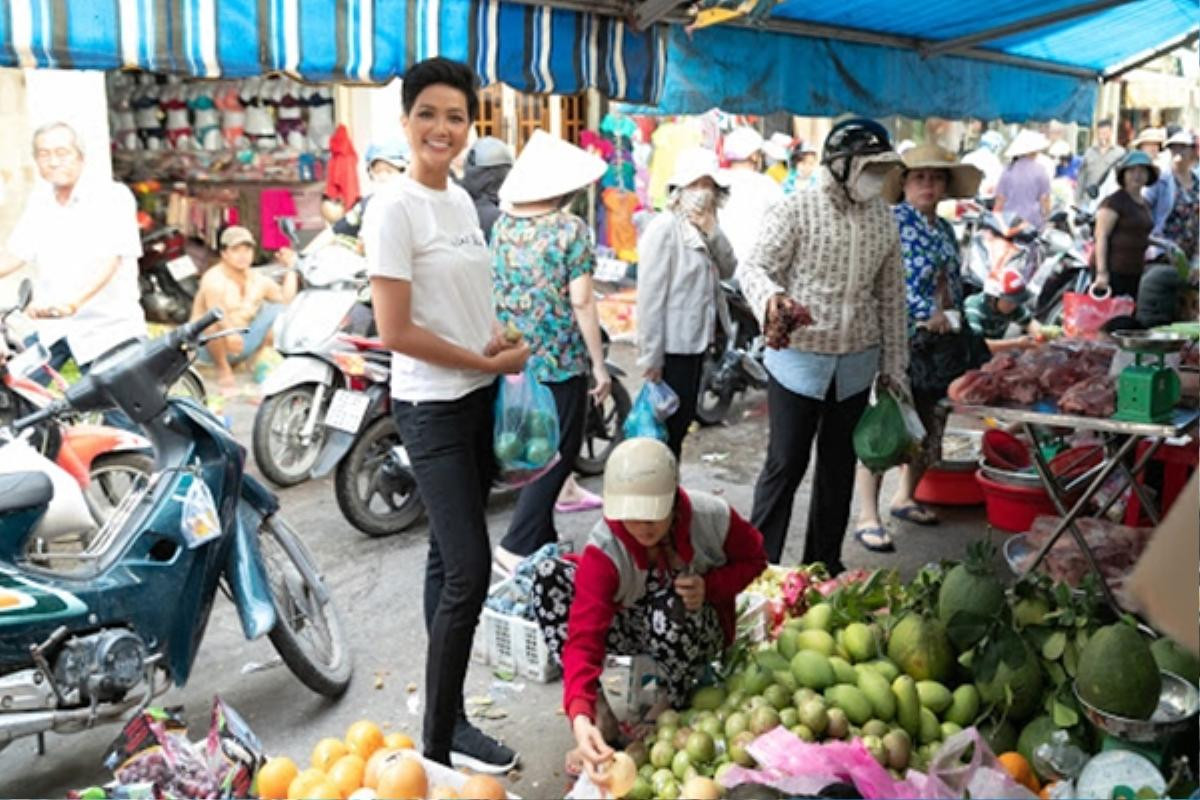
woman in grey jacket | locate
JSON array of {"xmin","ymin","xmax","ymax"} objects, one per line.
[{"xmin": 636, "ymin": 147, "xmax": 737, "ymax": 457}]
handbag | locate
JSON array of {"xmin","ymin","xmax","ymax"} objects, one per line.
[{"xmin": 907, "ymin": 326, "xmax": 990, "ymax": 404}]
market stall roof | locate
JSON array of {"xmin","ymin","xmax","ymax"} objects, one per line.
[
  {"xmin": 611, "ymin": 0, "xmax": 1199, "ymax": 122},
  {"xmin": 0, "ymin": 0, "xmax": 665, "ymax": 104}
]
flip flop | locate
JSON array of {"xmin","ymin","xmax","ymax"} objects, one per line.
[
  {"xmin": 854, "ymin": 526, "xmax": 895, "ymax": 553},
  {"xmin": 890, "ymin": 504, "xmax": 940, "ymax": 526},
  {"xmin": 555, "ymin": 489, "xmax": 603, "ymax": 514}
]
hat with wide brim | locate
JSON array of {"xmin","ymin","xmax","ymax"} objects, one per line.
[
  {"xmin": 1131, "ymin": 127, "xmax": 1166, "ymax": 148},
  {"xmin": 1005, "ymin": 129, "xmax": 1050, "ymax": 158},
  {"xmin": 1115, "ymin": 149, "xmax": 1160, "ymax": 186},
  {"xmin": 762, "ymin": 132, "xmax": 793, "ymax": 162},
  {"xmin": 498, "ymin": 129, "xmax": 607, "ymax": 208},
  {"xmin": 1166, "ymin": 129, "xmax": 1196, "ymax": 148},
  {"xmin": 668, "ymin": 147, "xmax": 731, "ymax": 191},
  {"xmin": 881, "ymin": 144, "xmax": 983, "ymax": 204}
]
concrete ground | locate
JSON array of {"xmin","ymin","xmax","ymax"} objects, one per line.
[{"xmin": 0, "ymin": 342, "xmax": 996, "ymax": 798}]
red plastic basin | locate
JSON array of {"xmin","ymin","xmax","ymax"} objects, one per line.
[
  {"xmin": 975, "ymin": 469, "xmax": 1059, "ymax": 533},
  {"xmin": 915, "ymin": 466, "xmax": 985, "ymax": 506}
]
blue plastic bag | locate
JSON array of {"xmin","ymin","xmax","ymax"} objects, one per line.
[
  {"xmin": 623, "ymin": 383, "xmax": 669, "ymax": 442},
  {"xmin": 494, "ymin": 367, "xmax": 561, "ymax": 485},
  {"xmin": 644, "ymin": 380, "xmax": 680, "ymax": 422}
]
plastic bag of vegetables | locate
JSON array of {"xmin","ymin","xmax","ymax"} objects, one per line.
[{"xmin": 494, "ymin": 366, "xmax": 561, "ymax": 486}]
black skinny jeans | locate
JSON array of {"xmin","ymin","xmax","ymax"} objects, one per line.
[
  {"xmin": 662, "ymin": 353, "xmax": 705, "ymax": 460},
  {"xmin": 391, "ymin": 381, "xmax": 498, "ymax": 763},
  {"xmin": 500, "ymin": 374, "xmax": 587, "ymax": 557},
  {"xmin": 750, "ymin": 376, "xmax": 870, "ymax": 572}
]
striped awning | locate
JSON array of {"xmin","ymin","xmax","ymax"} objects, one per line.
[{"xmin": 0, "ymin": 0, "xmax": 666, "ymax": 104}]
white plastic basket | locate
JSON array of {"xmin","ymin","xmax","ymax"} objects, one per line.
[{"xmin": 473, "ymin": 578, "xmax": 560, "ymax": 683}]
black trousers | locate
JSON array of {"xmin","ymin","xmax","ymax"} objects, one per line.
[
  {"xmin": 662, "ymin": 353, "xmax": 705, "ymax": 460},
  {"xmin": 500, "ymin": 374, "xmax": 587, "ymax": 557},
  {"xmin": 750, "ymin": 376, "xmax": 870, "ymax": 572},
  {"xmin": 391, "ymin": 381, "xmax": 498, "ymax": 763},
  {"xmin": 1110, "ymin": 271, "xmax": 1142, "ymax": 302}
]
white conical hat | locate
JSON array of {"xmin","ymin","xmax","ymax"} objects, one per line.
[
  {"xmin": 498, "ymin": 129, "xmax": 607, "ymax": 206},
  {"xmin": 1005, "ymin": 129, "xmax": 1049, "ymax": 158}
]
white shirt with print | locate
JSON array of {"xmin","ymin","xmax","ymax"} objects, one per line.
[{"xmin": 362, "ymin": 175, "xmax": 496, "ymax": 402}]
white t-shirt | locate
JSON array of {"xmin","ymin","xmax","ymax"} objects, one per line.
[
  {"xmin": 7, "ymin": 179, "xmax": 146, "ymax": 365},
  {"xmin": 363, "ymin": 175, "xmax": 495, "ymax": 402},
  {"xmin": 719, "ymin": 168, "xmax": 784, "ymax": 266}
]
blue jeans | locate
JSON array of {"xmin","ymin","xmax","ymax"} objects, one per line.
[{"xmin": 195, "ymin": 302, "xmax": 281, "ymax": 367}]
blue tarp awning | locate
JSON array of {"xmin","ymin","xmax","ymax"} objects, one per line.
[
  {"xmin": 0, "ymin": 0, "xmax": 666, "ymax": 104},
  {"xmin": 647, "ymin": 0, "xmax": 1199, "ymax": 122}
]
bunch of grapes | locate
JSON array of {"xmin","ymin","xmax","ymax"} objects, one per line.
[{"xmin": 765, "ymin": 299, "xmax": 814, "ymax": 349}]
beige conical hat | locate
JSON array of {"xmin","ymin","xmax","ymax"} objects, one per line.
[
  {"xmin": 498, "ymin": 129, "xmax": 607, "ymax": 206},
  {"xmin": 1005, "ymin": 129, "xmax": 1049, "ymax": 158}
]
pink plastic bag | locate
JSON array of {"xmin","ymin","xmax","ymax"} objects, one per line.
[{"xmin": 1062, "ymin": 287, "xmax": 1136, "ymax": 339}]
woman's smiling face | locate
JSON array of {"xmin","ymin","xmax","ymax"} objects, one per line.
[{"xmin": 403, "ymin": 83, "xmax": 472, "ymax": 177}]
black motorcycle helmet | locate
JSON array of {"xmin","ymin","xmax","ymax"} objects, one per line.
[{"xmin": 822, "ymin": 118, "xmax": 893, "ymax": 183}]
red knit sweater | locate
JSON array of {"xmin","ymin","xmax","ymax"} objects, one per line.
[{"xmin": 562, "ymin": 489, "xmax": 767, "ymax": 723}]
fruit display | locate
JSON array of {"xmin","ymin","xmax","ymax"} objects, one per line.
[
  {"xmin": 599, "ymin": 544, "xmax": 1191, "ymax": 799},
  {"xmin": 254, "ymin": 720, "xmax": 510, "ymax": 800}
]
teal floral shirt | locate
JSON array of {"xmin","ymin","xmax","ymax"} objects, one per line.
[{"xmin": 492, "ymin": 210, "xmax": 596, "ymax": 383}]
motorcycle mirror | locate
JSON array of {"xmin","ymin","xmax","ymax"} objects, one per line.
[
  {"xmin": 278, "ymin": 217, "xmax": 299, "ymax": 245},
  {"xmin": 16, "ymin": 279, "xmax": 32, "ymax": 311}
]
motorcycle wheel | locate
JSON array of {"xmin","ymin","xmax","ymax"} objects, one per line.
[
  {"xmin": 574, "ymin": 379, "xmax": 631, "ymax": 476},
  {"xmin": 169, "ymin": 367, "xmax": 207, "ymax": 405},
  {"xmin": 695, "ymin": 356, "xmax": 735, "ymax": 426},
  {"xmin": 252, "ymin": 384, "xmax": 326, "ymax": 487},
  {"xmin": 333, "ymin": 415, "xmax": 424, "ymax": 537},
  {"xmin": 85, "ymin": 452, "xmax": 153, "ymax": 526},
  {"xmin": 254, "ymin": 510, "xmax": 352, "ymax": 697}
]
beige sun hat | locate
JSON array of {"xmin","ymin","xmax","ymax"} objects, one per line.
[
  {"xmin": 1131, "ymin": 127, "xmax": 1167, "ymax": 148},
  {"xmin": 1005, "ymin": 129, "xmax": 1050, "ymax": 158},
  {"xmin": 881, "ymin": 144, "xmax": 983, "ymax": 204},
  {"xmin": 498, "ymin": 129, "xmax": 607, "ymax": 212},
  {"xmin": 603, "ymin": 437, "xmax": 678, "ymax": 521},
  {"xmin": 668, "ymin": 147, "xmax": 730, "ymax": 190}
]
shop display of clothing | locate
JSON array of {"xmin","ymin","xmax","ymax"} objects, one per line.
[
  {"xmin": 602, "ymin": 188, "xmax": 640, "ymax": 262},
  {"xmin": 649, "ymin": 123, "xmax": 702, "ymax": 209}
]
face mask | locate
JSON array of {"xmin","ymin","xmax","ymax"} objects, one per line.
[
  {"xmin": 848, "ymin": 166, "xmax": 889, "ymax": 203},
  {"xmin": 677, "ymin": 186, "xmax": 715, "ymax": 215}
]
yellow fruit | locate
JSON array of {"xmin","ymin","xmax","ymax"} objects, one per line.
[
  {"xmin": 430, "ymin": 788, "xmax": 459, "ymax": 800},
  {"xmin": 304, "ymin": 779, "xmax": 344, "ymax": 800},
  {"xmin": 346, "ymin": 720, "xmax": 386, "ymax": 760},
  {"xmin": 384, "ymin": 732, "xmax": 415, "ymax": 750},
  {"xmin": 258, "ymin": 756, "xmax": 300, "ymax": 800},
  {"xmin": 998, "ymin": 752, "xmax": 1040, "ymax": 792},
  {"xmin": 376, "ymin": 756, "xmax": 428, "ymax": 800},
  {"xmin": 288, "ymin": 768, "xmax": 329, "ymax": 800},
  {"xmin": 459, "ymin": 774, "xmax": 506, "ymax": 800},
  {"xmin": 363, "ymin": 748, "xmax": 402, "ymax": 789},
  {"xmin": 328, "ymin": 754, "xmax": 366, "ymax": 797},
  {"xmin": 312, "ymin": 738, "xmax": 350, "ymax": 772}
]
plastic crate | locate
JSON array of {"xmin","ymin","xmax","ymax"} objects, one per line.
[{"xmin": 473, "ymin": 578, "xmax": 560, "ymax": 683}]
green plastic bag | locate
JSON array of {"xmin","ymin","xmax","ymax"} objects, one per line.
[{"xmin": 853, "ymin": 387, "xmax": 909, "ymax": 472}]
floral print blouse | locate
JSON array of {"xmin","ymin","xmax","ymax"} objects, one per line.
[
  {"xmin": 492, "ymin": 210, "xmax": 595, "ymax": 384},
  {"xmin": 893, "ymin": 201, "xmax": 964, "ymax": 331}
]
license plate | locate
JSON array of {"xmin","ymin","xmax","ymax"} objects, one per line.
[
  {"xmin": 324, "ymin": 389, "xmax": 370, "ymax": 434},
  {"xmin": 166, "ymin": 255, "xmax": 198, "ymax": 281}
]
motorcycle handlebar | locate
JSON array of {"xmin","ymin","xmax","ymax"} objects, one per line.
[
  {"xmin": 172, "ymin": 308, "xmax": 224, "ymax": 349},
  {"xmin": 12, "ymin": 397, "xmax": 68, "ymax": 432}
]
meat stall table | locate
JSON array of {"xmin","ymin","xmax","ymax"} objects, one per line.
[{"xmin": 951, "ymin": 401, "xmax": 1200, "ymax": 611}]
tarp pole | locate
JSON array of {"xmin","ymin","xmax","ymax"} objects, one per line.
[{"xmin": 1102, "ymin": 29, "xmax": 1200, "ymax": 80}]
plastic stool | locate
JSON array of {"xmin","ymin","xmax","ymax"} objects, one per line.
[{"xmin": 1124, "ymin": 439, "xmax": 1198, "ymax": 526}]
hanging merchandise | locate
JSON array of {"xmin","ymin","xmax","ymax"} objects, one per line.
[
  {"xmin": 215, "ymin": 81, "xmax": 247, "ymax": 150},
  {"xmin": 189, "ymin": 85, "xmax": 223, "ymax": 152},
  {"xmin": 602, "ymin": 187, "xmax": 640, "ymax": 263},
  {"xmin": 648, "ymin": 120, "xmax": 702, "ymax": 209},
  {"xmin": 324, "ymin": 125, "xmax": 360, "ymax": 209},
  {"xmin": 109, "ymin": 72, "xmax": 140, "ymax": 151},
  {"xmin": 305, "ymin": 86, "xmax": 336, "ymax": 150},
  {"xmin": 242, "ymin": 76, "xmax": 279, "ymax": 150},
  {"xmin": 274, "ymin": 77, "xmax": 308, "ymax": 151},
  {"xmin": 132, "ymin": 74, "xmax": 165, "ymax": 150}
]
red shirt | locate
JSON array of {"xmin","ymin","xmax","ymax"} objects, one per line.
[{"xmin": 562, "ymin": 489, "xmax": 767, "ymax": 722}]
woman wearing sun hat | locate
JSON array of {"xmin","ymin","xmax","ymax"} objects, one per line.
[
  {"xmin": 490, "ymin": 130, "xmax": 613, "ymax": 571},
  {"xmin": 994, "ymin": 129, "xmax": 1051, "ymax": 229},
  {"xmin": 852, "ymin": 144, "xmax": 982, "ymax": 552},
  {"xmin": 636, "ymin": 146, "xmax": 737, "ymax": 458},
  {"xmin": 1093, "ymin": 149, "xmax": 1158, "ymax": 299}
]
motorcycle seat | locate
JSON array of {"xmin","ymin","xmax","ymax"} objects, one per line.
[{"xmin": 0, "ymin": 472, "xmax": 52, "ymax": 515}]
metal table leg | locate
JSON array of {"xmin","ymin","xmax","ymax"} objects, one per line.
[
  {"xmin": 1100, "ymin": 436, "xmax": 1164, "ymax": 526},
  {"xmin": 1020, "ymin": 423, "xmax": 1140, "ymax": 611}
]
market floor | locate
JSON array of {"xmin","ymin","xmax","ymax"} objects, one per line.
[{"xmin": 0, "ymin": 343, "xmax": 1000, "ymax": 798}]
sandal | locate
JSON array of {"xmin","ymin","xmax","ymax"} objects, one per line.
[
  {"xmin": 854, "ymin": 526, "xmax": 895, "ymax": 553},
  {"xmin": 890, "ymin": 504, "xmax": 940, "ymax": 526},
  {"xmin": 555, "ymin": 488, "xmax": 603, "ymax": 514}
]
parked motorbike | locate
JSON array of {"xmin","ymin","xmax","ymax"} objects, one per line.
[
  {"xmin": 696, "ymin": 281, "xmax": 768, "ymax": 426},
  {"xmin": 314, "ymin": 326, "xmax": 630, "ymax": 537},
  {"xmin": 0, "ymin": 308, "xmax": 351, "ymax": 751},
  {"xmin": 0, "ymin": 281, "xmax": 153, "ymax": 529},
  {"xmin": 1031, "ymin": 207, "xmax": 1094, "ymax": 325},
  {"xmin": 252, "ymin": 224, "xmax": 372, "ymax": 487},
  {"xmin": 138, "ymin": 217, "xmax": 199, "ymax": 325}
]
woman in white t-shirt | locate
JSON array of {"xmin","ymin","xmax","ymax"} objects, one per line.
[{"xmin": 363, "ymin": 57, "xmax": 529, "ymax": 774}]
